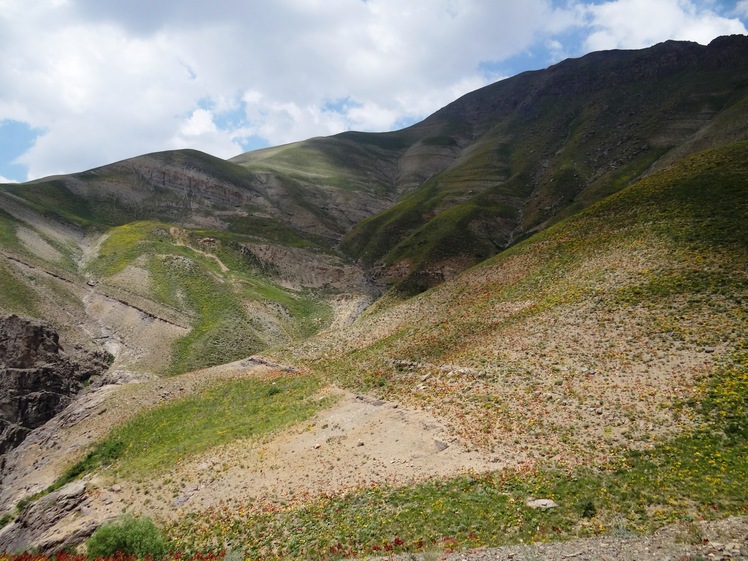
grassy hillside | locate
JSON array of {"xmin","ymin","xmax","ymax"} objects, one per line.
[
  {"xmin": 341, "ymin": 37, "xmax": 748, "ymax": 296},
  {"xmin": 86, "ymin": 221, "xmax": 334, "ymax": 373},
  {"xmin": 162, "ymin": 141, "xmax": 748, "ymax": 558},
  {"xmin": 0, "ymin": 176, "xmax": 340, "ymax": 375},
  {"xmin": 1, "ymin": 125, "xmax": 746, "ymax": 561},
  {"xmin": 283, "ymin": 140, "xmax": 748, "ymax": 461}
]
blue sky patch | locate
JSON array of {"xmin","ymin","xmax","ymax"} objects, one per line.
[{"xmin": 0, "ymin": 120, "xmax": 42, "ymax": 183}]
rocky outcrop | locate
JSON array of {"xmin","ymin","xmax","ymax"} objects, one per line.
[
  {"xmin": 0, "ymin": 481, "xmax": 101, "ymax": 554},
  {"xmin": 241, "ymin": 242, "xmax": 377, "ymax": 293},
  {"xmin": 0, "ymin": 315, "xmax": 110, "ymax": 455}
]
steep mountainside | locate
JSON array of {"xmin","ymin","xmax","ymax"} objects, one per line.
[
  {"xmin": 281, "ymin": 140, "xmax": 748, "ymax": 463},
  {"xmin": 0, "ymin": 37, "xmax": 746, "ymax": 559},
  {"xmin": 1, "ymin": 139, "xmax": 743, "ymax": 557},
  {"xmin": 338, "ymin": 35, "xmax": 748, "ymax": 294},
  {"xmin": 0, "ymin": 150, "xmax": 375, "ymax": 376},
  {"xmin": 0, "ymin": 35, "xmax": 747, "ymax": 385}
]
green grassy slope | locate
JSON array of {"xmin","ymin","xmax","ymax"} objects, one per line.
[
  {"xmin": 230, "ymin": 132, "xmax": 408, "ymax": 194},
  {"xmin": 341, "ymin": 36, "xmax": 748, "ymax": 296},
  {"xmin": 168, "ymin": 140, "xmax": 748, "ymax": 560},
  {"xmin": 287, "ymin": 140, "xmax": 747, "ymax": 458},
  {"xmin": 0, "ymin": 156, "xmax": 340, "ymax": 374},
  {"xmin": 85, "ymin": 221, "xmax": 332, "ymax": 373}
]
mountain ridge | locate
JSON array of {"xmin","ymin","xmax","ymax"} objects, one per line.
[
  {"xmin": 0, "ymin": 35, "xmax": 746, "ymax": 377},
  {"xmin": 0, "ymin": 36, "xmax": 747, "ymax": 555}
]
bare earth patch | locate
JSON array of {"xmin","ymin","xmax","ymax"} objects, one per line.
[
  {"xmin": 85, "ymin": 386, "xmax": 506, "ymax": 522},
  {"xmin": 0, "ymin": 359, "xmax": 507, "ymax": 547}
]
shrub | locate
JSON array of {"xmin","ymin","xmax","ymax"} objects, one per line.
[
  {"xmin": 86, "ymin": 514, "xmax": 168, "ymax": 559},
  {"xmin": 0, "ymin": 512, "xmax": 13, "ymax": 529}
]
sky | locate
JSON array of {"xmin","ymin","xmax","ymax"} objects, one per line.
[{"xmin": 0, "ymin": 0, "xmax": 746, "ymax": 183}]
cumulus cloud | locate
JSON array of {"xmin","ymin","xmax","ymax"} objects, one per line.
[
  {"xmin": 0, "ymin": 0, "xmax": 745, "ymax": 181},
  {"xmin": 579, "ymin": 0, "xmax": 746, "ymax": 51},
  {"xmin": 2, "ymin": 0, "xmax": 561, "ymax": 179}
]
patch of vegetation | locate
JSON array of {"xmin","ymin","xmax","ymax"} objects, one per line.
[
  {"xmin": 2, "ymin": 180, "xmax": 97, "ymax": 228},
  {"xmin": 86, "ymin": 221, "xmax": 332, "ymax": 373},
  {"xmin": 238, "ymin": 138, "xmax": 392, "ymax": 193},
  {"xmin": 87, "ymin": 221, "xmax": 170, "ymax": 277},
  {"xmin": 226, "ymin": 215, "xmax": 315, "ymax": 248},
  {"xmin": 60, "ymin": 375, "xmax": 329, "ymax": 479},
  {"xmin": 0, "ymin": 512, "xmax": 13, "ymax": 530},
  {"xmin": 0, "ymin": 208, "xmax": 21, "ymax": 251},
  {"xmin": 86, "ymin": 514, "xmax": 169, "ymax": 559},
  {"xmin": 335, "ymin": 130, "xmax": 409, "ymax": 150},
  {"xmin": 0, "ymin": 264, "xmax": 38, "ymax": 316},
  {"xmin": 149, "ymin": 253, "xmax": 265, "ymax": 373},
  {"xmin": 61, "ymin": 440, "xmax": 125, "ymax": 486},
  {"xmin": 315, "ymin": 142, "xmax": 748, "ymax": 414}
]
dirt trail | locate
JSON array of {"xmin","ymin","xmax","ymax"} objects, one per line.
[{"xmin": 172, "ymin": 241, "xmax": 229, "ymax": 272}]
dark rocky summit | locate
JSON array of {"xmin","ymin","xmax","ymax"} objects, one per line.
[{"xmin": 0, "ymin": 315, "xmax": 109, "ymax": 455}]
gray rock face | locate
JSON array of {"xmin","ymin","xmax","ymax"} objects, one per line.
[
  {"xmin": 0, "ymin": 481, "xmax": 100, "ymax": 554},
  {"xmin": 0, "ymin": 315, "xmax": 109, "ymax": 454}
]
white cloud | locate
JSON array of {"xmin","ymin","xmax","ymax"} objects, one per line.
[
  {"xmin": 580, "ymin": 0, "xmax": 746, "ymax": 51},
  {"xmin": 735, "ymin": 0, "xmax": 748, "ymax": 19},
  {"xmin": 179, "ymin": 109, "xmax": 218, "ymax": 137},
  {"xmin": 0, "ymin": 0, "xmax": 745, "ymax": 180},
  {"xmin": 169, "ymin": 108, "xmax": 245, "ymax": 158}
]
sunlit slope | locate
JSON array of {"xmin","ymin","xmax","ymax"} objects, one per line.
[
  {"xmin": 0, "ymin": 152, "xmax": 354, "ymax": 374},
  {"xmin": 85, "ymin": 221, "xmax": 333, "ymax": 373},
  {"xmin": 5, "ymin": 148, "xmax": 379, "ymax": 245},
  {"xmin": 287, "ymin": 141, "xmax": 748, "ymax": 464},
  {"xmin": 341, "ymin": 36, "xmax": 748, "ymax": 295}
]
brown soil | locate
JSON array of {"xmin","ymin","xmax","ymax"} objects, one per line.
[
  {"xmin": 2, "ymin": 354, "xmax": 746, "ymax": 561},
  {"xmin": 79, "ymin": 371, "xmax": 507, "ymax": 522}
]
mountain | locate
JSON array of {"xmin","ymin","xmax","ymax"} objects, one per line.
[
  {"xmin": 283, "ymin": 139, "xmax": 748, "ymax": 463},
  {"xmin": 0, "ymin": 36, "xmax": 746, "ymax": 379},
  {"xmin": 1, "ymin": 137, "xmax": 745, "ymax": 558},
  {"xmin": 0, "ymin": 35, "xmax": 746, "ymax": 556},
  {"xmin": 232, "ymin": 35, "xmax": 748, "ymax": 294},
  {"xmin": 338, "ymin": 35, "xmax": 748, "ymax": 294}
]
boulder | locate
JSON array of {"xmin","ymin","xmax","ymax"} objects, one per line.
[{"xmin": 525, "ymin": 498, "xmax": 559, "ymax": 509}]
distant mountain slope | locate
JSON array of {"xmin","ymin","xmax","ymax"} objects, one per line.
[
  {"xmin": 338, "ymin": 35, "xmax": 748, "ymax": 295},
  {"xmin": 0, "ymin": 150, "xmax": 374, "ymax": 375},
  {"xmin": 283, "ymin": 140, "xmax": 748, "ymax": 463},
  {"xmin": 0, "ymin": 35, "xmax": 746, "ymax": 377},
  {"xmin": 230, "ymin": 36, "xmax": 748, "ymax": 297}
]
